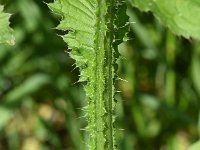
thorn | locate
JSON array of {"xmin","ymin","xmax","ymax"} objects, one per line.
[
  {"xmin": 129, "ymin": 21, "xmax": 136, "ymax": 24},
  {"xmin": 80, "ymin": 128, "xmax": 87, "ymax": 131},
  {"xmin": 118, "ymin": 128, "xmax": 125, "ymax": 131},
  {"xmin": 76, "ymin": 115, "xmax": 86, "ymax": 119},
  {"xmin": 117, "ymin": 77, "xmax": 128, "ymax": 82},
  {"xmin": 72, "ymin": 79, "xmax": 81, "ymax": 85},
  {"xmin": 71, "ymin": 64, "xmax": 78, "ymax": 72},
  {"xmin": 64, "ymin": 49, "xmax": 72, "ymax": 54},
  {"xmin": 116, "ymin": 90, "xmax": 122, "ymax": 93},
  {"xmin": 76, "ymin": 107, "xmax": 87, "ymax": 111},
  {"xmin": 56, "ymin": 33, "xmax": 64, "ymax": 38}
]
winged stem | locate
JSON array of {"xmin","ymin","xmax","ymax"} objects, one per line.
[{"xmin": 49, "ymin": 1, "xmax": 129, "ymax": 149}]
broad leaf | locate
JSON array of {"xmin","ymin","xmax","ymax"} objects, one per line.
[{"xmin": 131, "ymin": 0, "xmax": 200, "ymax": 40}]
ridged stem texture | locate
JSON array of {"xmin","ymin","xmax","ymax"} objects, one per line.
[{"xmin": 49, "ymin": 0, "xmax": 129, "ymax": 149}]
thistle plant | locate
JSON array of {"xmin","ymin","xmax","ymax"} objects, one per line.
[{"xmin": 49, "ymin": 0, "xmax": 129, "ymax": 149}]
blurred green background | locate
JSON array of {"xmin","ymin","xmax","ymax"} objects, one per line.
[{"xmin": 0, "ymin": 0, "xmax": 200, "ymax": 150}]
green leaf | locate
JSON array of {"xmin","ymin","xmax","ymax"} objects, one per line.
[
  {"xmin": 0, "ymin": 5, "xmax": 15, "ymax": 45},
  {"xmin": 131, "ymin": 0, "xmax": 200, "ymax": 40}
]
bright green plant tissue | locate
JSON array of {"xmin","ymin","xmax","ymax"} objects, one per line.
[
  {"xmin": 131, "ymin": 0, "xmax": 200, "ymax": 40},
  {"xmin": 49, "ymin": 0, "xmax": 129, "ymax": 149},
  {"xmin": 0, "ymin": 5, "xmax": 14, "ymax": 45}
]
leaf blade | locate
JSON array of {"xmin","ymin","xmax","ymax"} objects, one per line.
[
  {"xmin": 0, "ymin": 5, "xmax": 15, "ymax": 45},
  {"xmin": 131, "ymin": 0, "xmax": 200, "ymax": 40}
]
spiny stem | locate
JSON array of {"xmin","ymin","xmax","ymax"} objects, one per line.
[
  {"xmin": 88, "ymin": 1, "xmax": 116, "ymax": 149},
  {"xmin": 93, "ymin": 0, "xmax": 106, "ymax": 149},
  {"xmin": 49, "ymin": 0, "xmax": 129, "ymax": 149},
  {"xmin": 104, "ymin": 0, "xmax": 115, "ymax": 149}
]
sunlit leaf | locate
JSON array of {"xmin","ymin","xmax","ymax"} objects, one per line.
[
  {"xmin": 0, "ymin": 5, "xmax": 14, "ymax": 45},
  {"xmin": 131, "ymin": 0, "xmax": 200, "ymax": 40}
]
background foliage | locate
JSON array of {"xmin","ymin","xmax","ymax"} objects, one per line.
[{"xmin": 0, "ymin": 0, "xmax": 200, "ymax": 150}]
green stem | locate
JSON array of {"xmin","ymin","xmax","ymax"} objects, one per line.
[
  {"xmin": 104, "ymin": 0, "xmax": 115, "ymax": 149},
  {"xmin": 89, "ymin": 0, "xmax": 115, "ymax": 149},
  {"xmin": 93, "ymin": 0, "xmax": 106, "ymax": 149},
  {"xmin": 49, "ymin": 1, "xmax": 128, "ymax": 149}
]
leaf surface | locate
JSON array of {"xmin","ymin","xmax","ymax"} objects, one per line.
[
  {"xmin": 0, "ymin": 5, "xmax": 14, "ymax": 45},
  {"xmin": 131, "ymin": 0, "xmax": 200, "ymax": 40}
]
